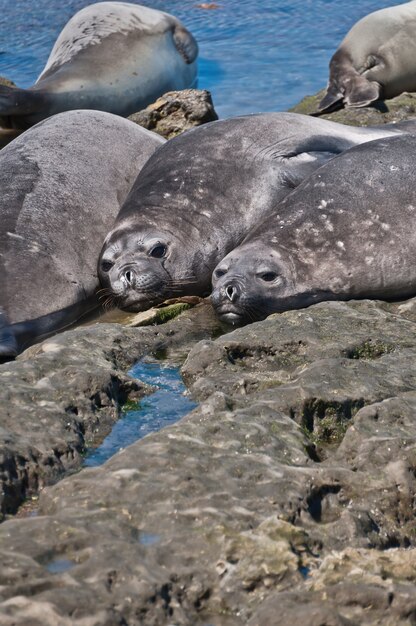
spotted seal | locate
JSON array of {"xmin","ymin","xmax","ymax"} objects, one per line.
[
  {"xmin": 318, "ymin": 1, "xmax": 416, "ymax": 112},
  {"xmin": 97, "ymin": 112, "xmax": 416, "ymax": 312},
  {"xmin": 0, "ymin": 109, "xmax": 164, "ymax": 357},
  {"xmin": 0, "ymin": 2, "xmax": 198, "ymax": 129},
  {"xmin": 211, "ymin": 134, "xmax": 416, "ymax": 325}
]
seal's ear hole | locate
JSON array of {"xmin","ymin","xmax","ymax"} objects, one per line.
[
  {"xmin": 259, "ymin": 272, "xmax": 278, "ymax": 282},
  {"xmin": 101, "ymin": 260, "xmax": 114, "ymax": 272},
  {"xmin": 214, "ymin": 268, "xmax": 227, "ymax": 279},
  {"xmin": 149, "ymin": 244, "xmax": 167, "ymax": 259}
]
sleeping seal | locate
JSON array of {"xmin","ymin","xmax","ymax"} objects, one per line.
[
  {"xmin": 97, "ymin": 112, "xmax": 416, "ymax": 312},
  {"xmin": 211, "ymin": 134, "xmax": 416, "ymax": 325},
  {"xmin": 318, "ymin": 1, "xmax": 416, "ymax": 112},
  {"xmin": 0, "ymin": 110, "xmax": 164, "ymax": 357},
  {"xmin": 0, "ymin": 2, "xmax": 198, "ymax": 129}
]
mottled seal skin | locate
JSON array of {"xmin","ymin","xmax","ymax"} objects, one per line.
[
  {"xmin": 211, "ymin": 134, "xmax": 416, "ymax": 325},
  {"xmin": 319, "ymin": 1, "xmax": 416, "ymax": 112},
  {"xmin": 0, "ymin": 2, "xmax": 198, "ymax": 129},
  {"xmin": 0, "ymin": 110, "xmax": 164, "ymax": 357},
  {"xmin": 98, "ymin": 112, "xmax": 416, "ymax": 312}
]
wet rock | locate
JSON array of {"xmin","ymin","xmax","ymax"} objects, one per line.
[
  {"xmin": 2, "ymin": 299, "xmax": 416, "ymax": 622},
  {"xmin": 0, "ymin": 77, "xmax": 15, "ymax": 87},
  {"xmin": 290, "ymin": 89, "xmax": 416, "ymax": 125},
  {"xmin": 0, "ymin": 302, "xmax": 221, "ymax": 518},
  {"xmin": 128, "ymin": 89, "xmax": 218, "ymax": 138}
]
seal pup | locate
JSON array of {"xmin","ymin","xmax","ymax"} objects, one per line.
[
  {"xmin": 0, "ymin": 109, "xmax": 164, "ymax": 357},
  {"xmin": 211, "ymin": 134, "xmax": 416, "ymax": 325},
  {"xmin": 318, "ymin": 1, "xmax": 416, "ymax": 112},
  {"xmin": 98, "ymin": 112, "xmax": 416, "ymax": 312},
  {"xmin": 0, "ymin": 2, "xmax": 198, "ymax": 129}
]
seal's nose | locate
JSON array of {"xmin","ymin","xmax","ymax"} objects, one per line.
[{"xmin": 224, "ymin": 283, "xmax": 239, "ymax": 303}]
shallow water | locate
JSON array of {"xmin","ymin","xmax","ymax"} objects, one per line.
[
  {"xmin": 84, "ymin": 360, "xmax": 197, "ymax": 467},
  {"xmin": 0, "ymin": 0, "xmax": 401, "ymax": 118}
]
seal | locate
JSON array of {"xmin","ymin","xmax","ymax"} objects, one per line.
[
  {"xmin": 318, "ymin": 1, "xmax": 416, "ymax": 112},
  {"xmin": 0, "ymin": 2, "xmax": 198, "ymax": 129},
  {"xmin": 211, "ymin": 134, "xmax": 416, "ymax": 325},
  {"xmin": 97, "ymin": 112, "xmax": 416, "ymax": 312},
  {"xmin": 0, "ymin": 109, "xmax": 164, "ymax": 357}
]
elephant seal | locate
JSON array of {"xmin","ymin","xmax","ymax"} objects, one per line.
[
  {"xmin": 318, "ymin": 1, "xmax": 416, "ymax": 112},
  {"xmin": 211, "ymin": 134, "xmax": 416, "ymax": 325},
  {"xmin": 0, "ymin": 109, "xmax": 164, "ymax": 357},
  {"xmin": 97, "ymin": 112, "xmax": 416, "ymax": 312},
  {"xmin": 0, "ymin": 2, "xmax": 198, "ymax": 129}
]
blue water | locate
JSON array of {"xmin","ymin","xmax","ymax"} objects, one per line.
[
  {"xmin": 45, "ymin": 558, "xmax": 76, "ymax": 574},
  {"xmin": 84, "ymin": 360, "xmax": 197, "ymax": 467},
  {"xmin": 0, "ymin": 0, "xmax": 403, "ymax": 118}
]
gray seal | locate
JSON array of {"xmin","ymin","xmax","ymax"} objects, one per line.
[
  {"xmin": 0, "ymin": 109, "xmax": 164, "ymax": 357},
  {"xmin": 318, "ymin": 1, "xmax": 416, "ymax": 112},
  {"xmin": 211, "ymin": 134, "xmax": 416, "ymax": 325},
  {"xmin": 97, "ymin": 112, "xmax": 416, "ymax": 312},
  {"xmin": 0, "ymin": 2, "xmax": 198, "ymax": 129}
]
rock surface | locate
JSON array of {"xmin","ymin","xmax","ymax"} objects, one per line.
[
  {"xmin": 128, "ymin": 89, "xmax": 219, "ymax": 138},
  {"xmin": 2, "ymin": 298, "xmax": 416, "ymax": 623},
  {"xmin": 0, "ymin": 303, "xmax": 222, "ymax": 518}
]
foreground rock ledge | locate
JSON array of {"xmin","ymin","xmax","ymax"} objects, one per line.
[
  {"xmin": 2, "ymin": 298, "xmax": 416, "ymax": 624},
  {"xmin": 0, "ymin": 303, "xmax": 221, "ymax": 517}
]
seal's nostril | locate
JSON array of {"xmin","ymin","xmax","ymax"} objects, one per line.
[
  {"xmin": 124, "ymin": 270, "xmax": 133, "ymax": 286},
  {"xmin": 226, "ymin": 284, "xmax": 237, "ymax": 302}
]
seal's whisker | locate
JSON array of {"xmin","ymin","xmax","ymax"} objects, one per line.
[
  {"xmin": 102, "ymin": 296, "xmax": 117, "ymax": 311},
  {"xmin": 245, "ymin": 303, "xmax": 264, "ymax": 322}
]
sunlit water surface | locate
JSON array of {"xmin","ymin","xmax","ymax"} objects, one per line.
[{"xmin": 0, "ymin": 0, "xmax": 401, "ymax": 118}]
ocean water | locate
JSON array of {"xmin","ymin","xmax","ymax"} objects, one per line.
[{"xmin": 0, "ymin": 0, "xmax": 402, "ymax": 118}]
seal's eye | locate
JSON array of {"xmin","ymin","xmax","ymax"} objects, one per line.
[
  {"xmin": 259, "ymin": 271, "xmax": 278, "ymax": 282},
  {"xmin": 101, "ymin": 260, "xmax": 114, "ymax": 273},
  {"xmin": 149, "ymin": 244, "xmax": 167, "ymax": 258},
  {"xmin": 214, "ymin": 268, "xmax": 227, "ymax": 279}
]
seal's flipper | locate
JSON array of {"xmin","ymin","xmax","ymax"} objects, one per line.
[
  {"xmin": 343, "ymin": 76, "xmax": 381, "ymax": 108},
  {"xmin": 173, "ymin": 25, "xmax": 198, "ymax": 64},
  {"xmin": 0, "ymin": 309, "xmax": 17, "ymax": 360},
  {"xmin": 0, "ymin": 84, "xmax": 45, "ymax": 117}
]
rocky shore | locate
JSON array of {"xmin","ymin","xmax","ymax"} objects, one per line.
[
  {"xmin": 2, "ymin": 296, "xmax": 416, "ymax": 624},
  {"xmin": 2, "ymin": 91, "xmax": 416, "ymax": 624}
]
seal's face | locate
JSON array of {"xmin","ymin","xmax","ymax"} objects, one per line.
[
  {"xmin": 211, "ymin": 243, "xmax": 294, "ymax": 326},
  {"xmin": 98, "ymin": 227, "xmax": 181, "ymax": 311}
]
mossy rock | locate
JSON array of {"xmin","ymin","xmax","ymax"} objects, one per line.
[{"xmin": 290, "ymin": 89, "xmax": 416, "ymax": 127}]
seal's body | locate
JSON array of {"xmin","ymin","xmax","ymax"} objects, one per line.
[
  {"xmin": 0, "ymin": 110, "xmax": 164, "ymax": 357},
  {"xmin": 211, "ymin": 134, "xmax": 416, "ymax": 325},
  {"xmin": 98, "ymin": 112, "xmax": 416, "ymax": 312},
  {"xmin": 0, "ymin": 2, "xmax": 198, "ymax": 129},
  {"xmin": 319, "ymin": 1, "xmax": 416, "ymax": 112}
]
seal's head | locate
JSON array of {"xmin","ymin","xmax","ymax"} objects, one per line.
[
  {"xmin": 211, "ymin": 242, "xmax": 305, "ymax": 325},
  {"xmin": 98, "ymin": 222, "xmax": 201, "ymax": 311}
]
